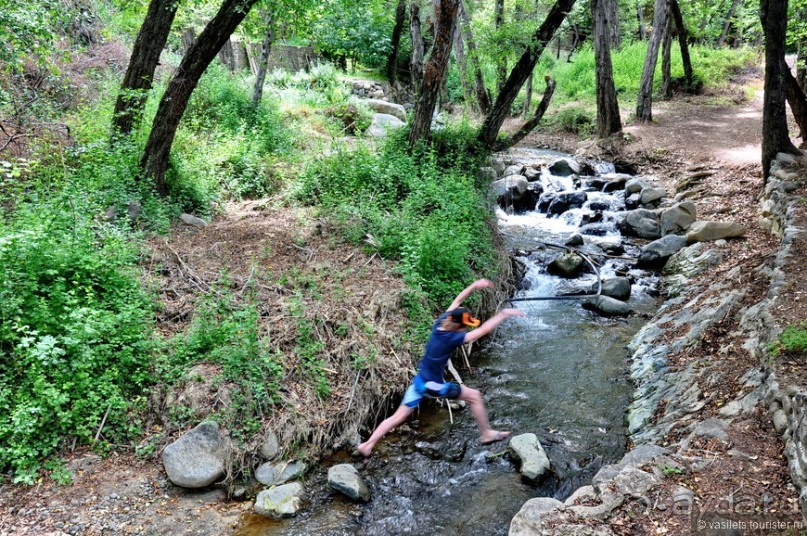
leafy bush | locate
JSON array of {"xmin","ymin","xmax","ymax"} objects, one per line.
[
  {"xmin": 549, "ymin": 105, "xmax": 595, "ymax": 136},
  {"xmin": 770, "ymin": 323, "xmax": 807, "ymax": 357},
  {"xmin": 297, "ymin": 126, "xmax": 497, "ymax": 307}
]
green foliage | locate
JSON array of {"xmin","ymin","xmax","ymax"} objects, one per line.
[
  {"xmin": 311, "ymin": 0, "xmax": 393, "ymax": 68},
  {"xmin": 0, "ymin": 0, "xmax": 77, "ymax": 72},
  {"xmin": 297, "ymin": 125, "xmax": 497, "ymax": 308},
  {"xmin": 770, "ymin": 323, "xmax": 807, "ymax": 357},
  {"xmin": 547, "ymin": 105, "xmax": 595, "ymax": 136}
]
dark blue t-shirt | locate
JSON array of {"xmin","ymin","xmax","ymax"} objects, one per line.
[{"xmin": 417, "ymin": 312, "xmax": 467, "ymax": 382}]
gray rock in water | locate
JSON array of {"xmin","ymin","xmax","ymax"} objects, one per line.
[
  {"xmin": 625, "ymin": 178, "xmax": 648, "ymax": 195},
  {"xmin": 509, "ymin": 433, "xmax": 551, "ymax": 480},
  {"xmin": 180, "ymin": 213, "xmax": 207, "ymax": 227},
  {"xmin": 162, "ymin": 421, "xmax": 229, "ymax": 488},
  {"xmin": 510, "ymin": 497, "xmax": 564, "ymax": 536},
  {"xmin": 363, "ymin": 99, "xmax": 406, "ymax": 121},
  {"xmin": 366, "ymin": 113, "xmax": 405, "ymax": 137},
  {"xmin": 593, "ymin": 277, "xmax": 632, "ymax": 301},
  {"xmin": 565, "ymin": 233, "xmax": 584, "ymax": 247},
  {"xmin": 660, "ymin": 202, "xmax": 696, "ymax": 236},
  {"xmin": 258, "ymin": 432, "xmax": 279, "ymax": 461},
  {"xmin": 502, "ymin": 164, "xmax": 525, "ymax": 177},
  {"xmin": 595, "ymin": 240, "xmax": 624, "ymax": 256},
  {"xmin": 638, "ymin": 235, "xmax": 688, "ymax": 267},
  {"xmin": 640, "ymin": 187, "xmax": 666, "ymax": 205},
  {"xmin": 547, "ymin": 252, "xmax": 585, "ymax": 278},
  {"xmin": 255, "ymin": 460, "xmax": 307, "ymax": 486},
  {"xmin": 686, "ymin": 221, "xmax": 746, "ymax": 242},
  {"xmin": 548, "ymin": 192, "xmax": 588, "ymax": 215},
  {"xmin": 254, "ymin": 482, "xmax": 304, "ymax": 517},
  {"xmin": 524, "ymin": 166, "xmax": 541, "ymax": 182},
  {"xmin": 327, "ymin": 464, "xmax": 370, "ymax": 502},
  {"xmin": 619, "ymin": 209, "xmax": 661, "ymax": 239},
  {"xmin": 583, "ymin": 296, "xmax": 632, "ymax": 316},
  {"xmin": 490, "ymin": 175, "xmax": 528, "ymax": 199},
  {"xmin": 548, "ymin": 158, "xmax": 580, "ymax": 177}
]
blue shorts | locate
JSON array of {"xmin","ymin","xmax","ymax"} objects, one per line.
[{"xmin": 402, "ymin": 374, "xmax": 462, "ymax": 408}]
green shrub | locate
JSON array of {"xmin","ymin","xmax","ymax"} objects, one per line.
[
  {"xmin": 549, "ymin": 105, "xmax": 595, "ymax": 136},
  {"xmin": 770, "ymin": 323, "xmax": 807, "ymax": 357}
]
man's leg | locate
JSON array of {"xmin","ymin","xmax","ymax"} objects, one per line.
[
  {"xmin": 357, "ymin": 404, "xmax": 415, "ymax": 457},
  {"xmin": 457, "ymin": 385, "xmax": 510, "ymax": 444}
]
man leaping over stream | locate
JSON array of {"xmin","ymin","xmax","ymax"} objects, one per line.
[{"xmin": 358, "ymin": 278, "xmax": 525, "ymax": 457}]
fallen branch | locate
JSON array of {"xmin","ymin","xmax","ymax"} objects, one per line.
[{"xmin": 93, "ymin": 406, "xmax": 111, "ymax": 444}]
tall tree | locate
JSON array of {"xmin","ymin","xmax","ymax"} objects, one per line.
[
  {"xmin": 452, "ymin": 17, "xmax": 474, "ymax": 107},
  {"xmin": 669, "ymin": 0, "xmax": 694, "ymax": 91},
  {"xmin": 635, "ymin": 0, "xmax": 669, "ymax": 122},
  {"xmin": 459, "ymin": 0, "xmax": 491, "ymax": 113},
  {"xmin": 637, "ymin": 0, "xmax": 646, "ymax": 39},
  {"xmin": 495, "ymin": 0, "xmax": 507, "ymax": 92},
  {"xmin": 387, "ymin": 0, "xmax": 407, "ymax": 83},
  {"xmin": 592, "ymin": 0, "xmax": 622, "ymax": 137},
  {"xmin": 785, "ymin": 68, "xmax": 807, "ymax": 140},
  {"xmin": 410, "ymin": 0, "xmax": 425, "ymax": 89},
  {"xmin": 140, "ymin": 0, "xmax": 261, "ymax": 195},
  {"xmin": 607, "ymin": 0, "xmax": 621, "ymax": 49},
  {"xmin": 251, "ymin": 10, "xmax": 274, "ymax": 108},
  {"xmin": 660, "ymin": 13, "xmax": 673, "ymax": 99},
  {"xmin": 408, "ymin": 0, "xmax": 460, "ymax": 147},
  {"xmin": 760, "ymin": 0, "xmax": 800, "ymax": 178},
  {"xmin": 477, "ymin": 0, "xmax": 577, "ymax": 149},
  {"xmin": 112, "ymin": 0, "xmax": 180, "ymax": 137},
  {"xmin": 717, "ymin": 0, "xmax": 743, "ymax": 46}
]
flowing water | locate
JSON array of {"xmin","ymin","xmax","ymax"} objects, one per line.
[{"xmin": 236, "ymin": 149, "xmax": 660, "ymax": 535}]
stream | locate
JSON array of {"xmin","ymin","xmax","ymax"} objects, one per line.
[{"xmin": 235, "ymin": 149, "xmax": 661, "ymax": 535}]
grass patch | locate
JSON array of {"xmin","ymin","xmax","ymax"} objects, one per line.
[{"xmin": 770, "ymin": 323, "xmax": 807, "ymax": 357}]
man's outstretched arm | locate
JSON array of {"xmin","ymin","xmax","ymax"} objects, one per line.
[
  {"xmin": 448, "ymin": 278, "xmax": 493, "ymax": 311},
  {"xmin": 464, "ymin": 308, "xmax": 525, "ymax": 343}
]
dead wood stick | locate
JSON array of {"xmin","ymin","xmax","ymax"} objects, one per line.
[
  {"xmin": 93, "ymin": 406, "xmax": 111, "ymax": 444},
  {"xmin": 165, "ymin": 242, "xmax": 210, "ymax": 291},
  {"xmin": 345, "ymin": 371, "xmax": 361, "ymax": 413}
]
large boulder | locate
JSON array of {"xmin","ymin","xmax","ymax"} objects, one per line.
[
  {"xmin": 491, "ymin": 175, "xmax": 528, "ymax": 199},
  {"xmin": 583, "ymin": 296, "xmax": 632, "ymax": 316},
  {"xmin": 509, "ymin": 497, "xmax": 564, "ymax": 536},
  {"xmin": 503, "ymin": 164, "xmax": 525, "ymax": 177},
  {"xmin": 254, "ymin": 482, "xmax": 305, "ymax": 518},
  {"xmin": 258, "ymin": 432, "xmax": 280, "ymax": 461},
  {"xmin": 548, "ymin": 192, "xmax": 588, "ymax": 216},
  {"xmin": 638, "ymin": 235, "xmax": 689, "ymax": 267},
  {"xmin": 548, "ymin": 158, "xmax": 581, "ymax": 177},
  {"xmin": 547, "ymin": 253, "xmax": 586, "ymax": 278},
  {"xmin": 660, "ymin": 202, "xmax": 697, "ymax": 236},
  {"xmin": 327, "ymin": 464, "xmax": 370, "ymax": 502},
  {"xmin": 593, "ymin": 277, "xmax": 632, "ymax": 301},
  {"xmin": 162, "ymin": 421, "xmax": 229, "ymax": 488},
  {"xmin": 255, "ymin": 460, "xmax": 307, "ymax": 487},
  {"xmin": 618, "ymin": 209, "xmax": 661, "ymax": 239},
  {"xmin": 363, "ymin": 99, "xmax": 406, "ymax": 121},
  {"xmin": 639, "ymin": 187, "xmax": 666, "ymax": 206},
  {"xmin": 509, "ymin": 433, "xmax": 551, "ymax": 480},
  {"xmin": 686, "ymin": 221, "xmax": 746, "ymax": 242},
  {"xmin": 366, "ymin": 113, "xmax": 405, "ymax": 137},
  {"xmin": 523, "ymin": 166, "xmax": 542, "ymax": 182},
  {"xmin": 625, "ymin": 178, "xmax": 648, "ymax": 195},
  {"xmin": 601, "ymin": 173, "xmax": 632, "ymax": 193}
]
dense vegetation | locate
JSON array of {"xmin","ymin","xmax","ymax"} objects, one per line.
[{"xmin": 0, "ymin": 0, "xmax": 778, "ymax": 484}]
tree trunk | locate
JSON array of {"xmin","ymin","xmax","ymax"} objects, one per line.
[
  {"xmin": 661, "ymin": 14, "xmax": 673, "ymax": 99},
  {"xmin": 592, "ymin": 0, "xmax": 622, "ymax": 137},
  {"xmin": 635, "ymin": 0, "xmax": 669, "ymax": 122},
  {"xmin": 181, "ymin": 28, "xmax": 195, "ymax": 55},
  {"xmin": 670, "ymin": 0, "xmax": 694, "ymax": 91},
  {"xmin": 797, "ymin": 49, "xmax": 807, "ymax": 92},
  {"xmin": 410, "ymin": 0, "xmax": 425, "ymax": 90},
  {"xmin": 607, "ymin": 0, "xmax": 621, "ymax": 49},
  {"xmin": 785, "ymin": 68, "xmax": 807, "ymax": 140},
  {"xmin": 760, "ymin": 0, "xmax": 800, "ymax": 180},
  {"xmin": 387, "ymin": 0, "xmax": 407, "ymax": 83},
  {"xmin": 408, "ymin": 0, "xmax": 460, "ymax": 148},
  {"xmin": 251, "ymin": 11, "xmax": 274, "ymax": 108},
  {"xmin": 495, "ymin": 0, "xmax": 507, "ymax": 93},
  {"xmin": 717, "ymin": 0, "xmax": 742, "ymax": 47},
  {"xmin": 459, "ymin": 0, "xmax": 491, "ymax": 113},
  {"xmin": 112, "ymin": 0, "xmax": 179, "ymax": 137},
  {"xmin": 218, "ymin": 38, "xmax": 236, "ymax": 70},
  {"xmin": 140, "ymin": 0, "xmax": 261, "ymax": 195},
  {"xmin": 523, "ymin": 72, "xmax": 533, "ymax": 116},
  {"xmin": 493, "ymin": 77, "xmax": 556, "ymax": 151},
  {"xmin": 477, "ymin": 0, "xmax": 577, "ymax": 149},
  {"xmin": 637, "ymin": 0, "xmax": 646, "ymax": 39},
  {"xmin": 453, "ymin": 18, "xmax": 474, "ymax": 108}
]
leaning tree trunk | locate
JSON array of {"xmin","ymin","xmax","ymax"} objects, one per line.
[
  {"xmin": 637, "ymin": 0, "xmax": 646, "ymax": 39},
  {"xmin": 760, "ymin": 0, "xmax": 800, "ymax": 180},
  {"xmin": 251, "ymin": 11, "xmax": 274, "ymax": 108},
  {"xmin": 459, "ymin": 0, "xmax": 491, "ymax": 113},
  {"xmin": 670, "ymin": 0, "xmax": 694, "ymax": 91},
  {"xmin": 387, "ymin": 0, "xmax": 407, "ymax": 83},
  {"xmin": 408, "ymin": 0, "xmax": 460, "ymax": 148},
  {"xmin": 661, "ymin": 14, "xmax": 673, "ymax": 99},
  {"xmin": 785, "ymin": 68, "xmax": 807, "ymax": 140},
  {"xmin": 112, "ymin": 0, "xmax": 179, "ymax": 137},
  {"xmin": 493, "ymin": 77, "xmax": 556, "ymax": 151},
  {"xmin": 477, "ymin": 0, "xmax": 577, "ymax": 149},
  {"xmin": 410, "ymin": 0, "xmax": 425, "ymax": 90},
  {"xmin": 717, "ymin": 0, "xmax": 742, "ymax": 47},
  {"xmin": 635, "ymin": 0, "xmax": 669, "ymax": 122},
  {"xmin": 140, "ymin": 0, "xmax": 261, "ymax": 195},
  {"xmin": 523, "ymin": 72, "xmax": 533, "ymax": 116},
  {"xmin": 592, "ymin": 0, "xmax": 622, "ymax": 137}
]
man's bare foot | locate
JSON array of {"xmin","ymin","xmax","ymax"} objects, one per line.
[
  {"xmin": 357, "ymin": 442, "xmax": 373, "ymax": 457},
  {"xmin": 480, "ymin": 430, "xmax": 510, "ymax": 445}
]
